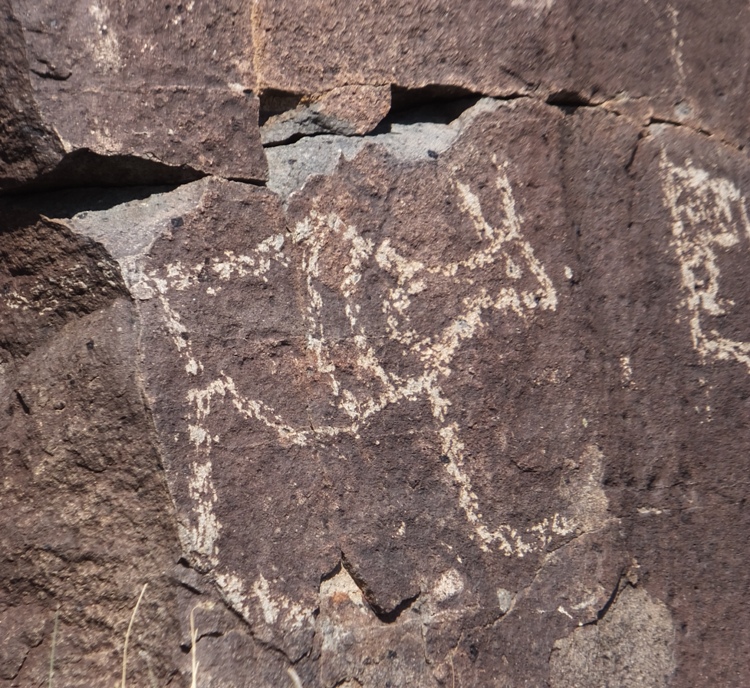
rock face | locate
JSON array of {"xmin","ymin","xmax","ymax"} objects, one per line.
[
  {"xmin": 1, "ymin": 2, "xmax": 749, "ymax": 687},
  {"xmin": 2, "ymin": 0, "xmax": 266, "ymax": 188}
]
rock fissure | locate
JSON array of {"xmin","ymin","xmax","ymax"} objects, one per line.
[
  {"xmin": 261, "ymin": 87, "xmax": 742, "ymax": 167},
  {"xmin": 13, "ymin": 389, "xmax": 30, "ymax": 414},
  {"xmin": 29, "ymin": 67, "xmax": 71, "ymax": 81},
  {"xmin": 339, "ymin": 552, "xmax": 421, "ymax": 624},
  {"xmin": 0, "ymin": 152, "xmax": 207, "ymax": 197},
  {"xmin": 582, "ymin": 576, "xmax": 628, "ymax": 628}
]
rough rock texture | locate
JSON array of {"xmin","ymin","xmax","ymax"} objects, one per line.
[
  {"xmin": 1, "ymin": 0, "xmax": 266, "ymax": 188},
  {"xmin": 254, "ymin": 0, "xmax": 750, "ymax": 146},
  {"xmin": 261, "ymin": 85, "xmax": 392, "ymax": 145},
  {"xmin": 2, "ymin": 2, "xmax": 750, "ymax": 687},
  {"xmin": 0, "ymin": 0, "xmax": 64, "ymax": 187},
  {"xmin": 550, "ymin": 584, "xmax": 676, "ymax": 688}
]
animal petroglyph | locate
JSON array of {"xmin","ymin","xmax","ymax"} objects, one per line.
[
  {"xmin": 661, "ymin": 152, "xmax": 750, "ymax": 371},
  {"xmin": 133, "ymin": 151, "xmax": 621, "ymax": 649},
  {"xmin": 143, "ymin": 159, "xmax": 573, "ymax": 570}
]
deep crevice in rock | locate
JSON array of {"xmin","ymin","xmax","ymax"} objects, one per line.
[
  {"xmin": 320, "ymin": 560, "xmax": 343, "ymax": 584},
  {"xmin": 264, "ymin": 93, "xmax": 517, "ymax": 201},
  {"xmin": 29, "ymin": 60, "xmax": 72, "ymax": 81},
  {"xmin": 389, "ymin": 83, "xmax": 482, "ymax": 113},
  {"xmin": 546, "ymin": 89, "xmax": 592, "ymax": 109},
  {"xmin": 226, "ymin": 175, "xmax": 268, "ymax": 187},
  {"xmin": 373, "ymin": 93, "xmax": 487, "ymax": 132},
  {"xmin": 1, "ymin": 183, "xmax": 183, "ymax": 218},
  {"xmin": 1, "ymin": 149, "xmax": 206, "ymax": 197},
  {"xmin": 258, "ymin": 88, "xmax": 306, "ymax": 127},
  {"xmin": 370, "ymin": 591, "xmax": 421, "ymax": 624},
  {"xmin": 258, "ymin": 83, "xmax": 482, "ymax": 135},
  {"xmin": 14, "ymin": 389, "xmax": 31, "ymax": 414},
  {"xmin": 340, "ymin": 552, "xmax": 420, "ymax": 624},
  {"xmin": 625, "ymin": 131, "xmax": 645, "ymax": 176},
  {"xmin": 583, "ymin": 577, "xmax": 627, "ymax": 627},
  {"xmin": 260, "ymin": 83, "xmax": 530, "ymax": 150},
  {"xmin": 261, "ymin": 92, "xmax": 486, "ymax": 149}
]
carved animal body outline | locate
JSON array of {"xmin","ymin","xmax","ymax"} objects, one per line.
[
  {"xmin": 144, "ymin": 156, "xmax": 577, "ymax": 578},
  {"xmin": 141, "ymin": 155, "xmax": 616, "ymax": 644}
]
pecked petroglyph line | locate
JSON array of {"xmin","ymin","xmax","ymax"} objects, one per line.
[
  {"xmin": 438, "ymin": 423, "xmax": 576, "ymax": 555},
  {"xmin": 216, "ymin": 570, "xmax": 314, "ymax": 632},
  {"xmin": 150, "ymin": 163, "xmax": 569, "ymax": 561},
  {"xmin": 211, "ymin": 234, "xmax": 289, "ymax": 282},
  {"xmin": 661, "ymin": 151, "xmax": 750, "ymax": 371},
  {"xmin": 667, "ymin": 3, "xmax": 687, "ymax": 92},
  {"xmin": 510, "ymin": 0, "xmax": 555, "ymax": 17},
  {"xmin": 88, "ymin": 2, "xmax": 122, "ymax": 73}
]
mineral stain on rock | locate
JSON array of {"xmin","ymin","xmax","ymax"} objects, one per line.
[{"xmin": 2, "ymin": 1, "xmax": 750, "ymax": 686}]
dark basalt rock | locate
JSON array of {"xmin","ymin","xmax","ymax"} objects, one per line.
[
  {"xmin": 2, "ymin": 2, "xmax": 750, "ymax": 687},
  {"xmin": 254, "ymin": 0, "xmax": 750, "ymax": 147},
  {"xmin": 1, "ymin": 0, "xmax": 266, "ymax": 190}
]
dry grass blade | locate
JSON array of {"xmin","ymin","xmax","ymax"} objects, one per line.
[
  {"xmin": 48, "ymin": 608, "xmax": 59, "ymax": 688},
  {"xmin": 287, "ymin": 667, "xmax": 304, "ymax": 688},
  {"xmin": 121, "ymin": 584, "xmax": 148, "ymax": 688},
  {"xmin": 189, "ymin": 606, "xmax": 199, "ymax": 688}
]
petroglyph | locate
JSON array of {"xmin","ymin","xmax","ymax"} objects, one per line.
[
  {"xmin": 667, "ymin": 3, "xmax": 687, "ymax": 90},
  {"xmin": 88, "ymin": 2, "xmax": 122, "ymax": 72},
  {"xmin": 661, "ymin": 152, "xmax": 750, "ymax": 371},
  {"xmin": 185, "ymin": 458, "xmax": 221, "ymax": 565},
  {"xmin": 126, "ymin": 152, "xmax": 625, "ymax": 655},
  {"xmin": 214, "ymin": 570, "xmax": 315, "ymax": 641},
  {"xmin": 510, "ymin": 0, "xmax": 555, "ymax": 17},
  {"xmin": 144, "ymin": 161, "xmax": 575, "ymax": 569}
]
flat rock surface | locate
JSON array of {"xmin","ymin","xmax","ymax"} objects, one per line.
[{"xmin": 127, "ymin": 103, "xmax": 629, "ymax": 669}]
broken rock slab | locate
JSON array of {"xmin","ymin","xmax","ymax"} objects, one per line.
[
  {"xmin": 265, "ymin": 96, "xmax": 502, "ymax": 202},
  {"xmin": 261, "ymin": 84, "xmax": 392, "ymax": 145},
  {"xmin": 253, "ymin": 0, "xmax": 573, "ymax": 97},
  {"xmin": 254, "ymin": 0, "xmax": 750, "ymax": 148},
  {"xmin": 1, "ymin": 0, "xmax": 266, "ymax": 190}
]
